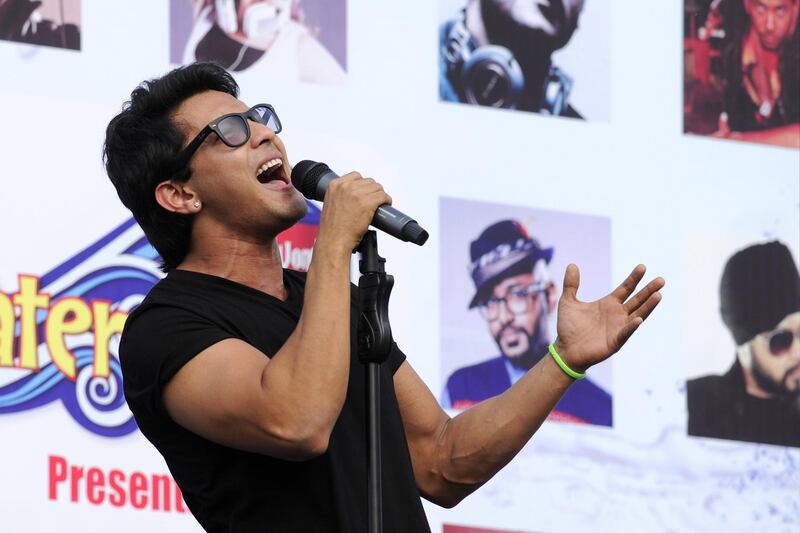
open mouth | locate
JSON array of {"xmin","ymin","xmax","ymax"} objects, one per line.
[{"xmin": 256, "ymin": 157, "xmax": 288, "ymax": 185}]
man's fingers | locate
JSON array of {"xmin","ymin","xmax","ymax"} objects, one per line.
[
  {"xmin": 337, "ymin": 171, "xmax": 364, "ymax": 182},
  {"xmin": 561, "ymin": 264, "xmax": 580, "ymax": 301},
  {"xmin": 615, "ymin": 316, "xmax": 643, "ymax": 349},
  {"xmin": 611, "ymin": 264, "xmax": 646, "ymax": 302},
  {"xmin": 631, "ymin": 292, "xmax": 662, "ymax": 322},
  {"xmin": 623, "ymin": 276, "xmax": 665, "ymax": 314},
  {"xmin": 364, "ymin": 190, "xmax": 392, "ymax": 209}
]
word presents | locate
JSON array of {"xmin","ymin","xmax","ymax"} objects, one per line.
[
  {"xmin": 0, "ymin": 275, "xmax": 127, "ymax": 379},
  {"xmin": 49, "ymin": 455, "xmax": 188, "ymax": 513}
]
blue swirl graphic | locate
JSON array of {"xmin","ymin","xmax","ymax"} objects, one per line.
[{"xmin": 0, "ymin": 219, "xmax": 161, "ymax": 438}]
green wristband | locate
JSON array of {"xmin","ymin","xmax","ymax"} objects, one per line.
[{"xmin": 548, "ymin": 343, "xmax": 585, "ymax": 380}]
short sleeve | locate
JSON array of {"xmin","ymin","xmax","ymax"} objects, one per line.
[
  {"xmin": 387, "ymin": 340, "xmax": 407, "ymax": 375},
  {"xmin": 120, "ymin": 304, "xmax": 233, "ymax": 427}
]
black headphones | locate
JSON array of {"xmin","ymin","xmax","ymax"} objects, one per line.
[
  {"xmin": 442, "ymin": 13, "xmax": 525, "ymax": 109},
  {"xmin": 442, "ymin": 10, "xmax": 574, "ymax": 115}
]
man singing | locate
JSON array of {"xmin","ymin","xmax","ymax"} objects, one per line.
[{"xmin": 103, "ymin": 62, "xmax": 664, "ymax": 532}]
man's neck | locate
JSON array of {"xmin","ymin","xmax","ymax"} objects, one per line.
[
  {"xmin": 178, "ymin": 230, "xmax": 288, "ymax": 301},
  {"xmin": 741, "ymin": 366, "xmax": 774, "ymax": 399}
]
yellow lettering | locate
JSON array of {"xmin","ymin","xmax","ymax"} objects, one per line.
[
  {"xmin": 0, "ymin": 292, "xmax": 13, "ymax": 366},
  {"xmin": 92, "ymin": 301, "xmax": 127, "ymax": 378},
  {"xmin": 45, "ymin": 298, "xmax": 93, "ymax": 380},
  {"xmin": 12, "ymin": 275, "xmax": 50, "ymax": 370}
]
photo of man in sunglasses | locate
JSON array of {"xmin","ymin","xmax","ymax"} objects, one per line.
[
  {"xmin": 441, "ymin": 220, "xmax": 612, "ymax": 427},
  {"xmin": 688, "ymin": 241, "xmax": 800, "ymax": 447}
]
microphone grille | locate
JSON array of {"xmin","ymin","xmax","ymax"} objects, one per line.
[{"xmin": 291, "ymin": 160, "xmax": 330, "ymax": 199}]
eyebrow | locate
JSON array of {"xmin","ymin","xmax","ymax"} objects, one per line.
[{"xmin": 493, "ymin": 283, "xmax": 526, "ymax": 296}]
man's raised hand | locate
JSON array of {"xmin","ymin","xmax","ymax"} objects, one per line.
[{"xmin": 553, "ymin": 264, "xmax": 665, "ymax": 373}]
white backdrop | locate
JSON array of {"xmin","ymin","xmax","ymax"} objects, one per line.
[{"xmin": 0, "ymin": 1, "xmax": 799, "ymax": 532}]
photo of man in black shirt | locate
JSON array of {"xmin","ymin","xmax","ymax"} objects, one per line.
[
  {"xmin": 684, "ymin": 0, "xmax": 799, "ymax": 147},
  {"xmin": 688, "ymin": 241, "xmax": 800, "ymax": 448}
]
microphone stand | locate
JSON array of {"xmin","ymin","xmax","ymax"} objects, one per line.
[{"xmin": 356, "ymin": 230, "xmax": 394, "ymax": 533}]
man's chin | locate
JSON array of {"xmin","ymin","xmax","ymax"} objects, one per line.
[
  {"xmin": 280, "ymin": 194, "xmax": 310, "ymax": 223},
  {"xmin": 759, "ymin": 36, "xmax": 782, "ymax": 51}
]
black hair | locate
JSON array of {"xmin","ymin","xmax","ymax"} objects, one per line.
[{"xmin": 103, "ymin": 62, "xmax": 239, "ymax": 272}]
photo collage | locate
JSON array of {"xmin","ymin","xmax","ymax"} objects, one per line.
[{"xmin": 0, "ymin": 1, "xmax": 797, "ymax": 532}]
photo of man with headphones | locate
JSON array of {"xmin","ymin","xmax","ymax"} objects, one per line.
[
  {"xmin": 171, "ymin": 0, "xmax": 346, "ymax": 85},
  {"xmin": 439, "ymin": 0, "xmax": 603, "ymax": 117}
]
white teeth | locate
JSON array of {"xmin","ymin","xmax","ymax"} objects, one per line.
[
  {"xmin": 257, "ymin": 158, "xmax": 283, "ymax": 180},
  {"xmin": 257, "ymin": 158, "xmax": 283, "ymax": 177}
]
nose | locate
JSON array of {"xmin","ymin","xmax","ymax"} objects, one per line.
[
  {"xmin": 495, "ymin": 299, "xmax": 514, "ymax": 326},
  {"xmin": 250, "ymin": 119, "xmax": 277, "ymax": 147},
  {"xmin": 766, "ymin": 13, "xmax": 775, "ymax": 30}
]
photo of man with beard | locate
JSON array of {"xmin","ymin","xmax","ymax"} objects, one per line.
[
  {"xmin": 688, "ymin": 241, "xmax": 800, "ymax": 447},
  {"xmin": 441, "ymin": 219, "xmax": 612, "ymax": 426}
]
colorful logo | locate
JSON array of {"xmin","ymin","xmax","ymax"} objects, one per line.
[{"xmin": 0, "ymin": 205, "xmax": 320, "ymax": 437}]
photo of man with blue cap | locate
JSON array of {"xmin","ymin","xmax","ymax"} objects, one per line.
[{"xmin": 441, "ymin": 219, "xmax": 612, "ymax": 426}]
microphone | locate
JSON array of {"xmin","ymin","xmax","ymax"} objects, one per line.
[{"xmin": 291, "ymin": 160, "xmax": 429, "ymax": 246}]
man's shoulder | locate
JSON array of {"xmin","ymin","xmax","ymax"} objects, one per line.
[
  {"xmin": 569, "ymin": 376, "xmax": 611, "ymax": 403},
  {"xmin": 445, "ymin": 356, "xmax": 510, "ymax": 408},
  {"xmin": 123, "ymin": 271, "xmax": 205, "ymax": 326},
  {"xmin": 447, "ymin": 356, "xmax": 507, "ymax": 380},
  {"xmin": 687, "ymin": 367, "xmax": 737, "ymax": 402},
  {"xmin": 686, "ymin": 363, "xmax": 743, "ymax": 425},
  {"xmin": 125, "ymin": 268, "xmax": 308, "ymax": 333},
  {"xmin": 554, "ymin": 376, "xmax": 612, "ymax": 426}
]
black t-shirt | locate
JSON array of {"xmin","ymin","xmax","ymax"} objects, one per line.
[
  {"xmin": 687, "ymin": 359, "xmax": 800, "ymax": 448},
  {"xmin": 120, "ymin": 269, "xmax": 431, "ymax": 532}
]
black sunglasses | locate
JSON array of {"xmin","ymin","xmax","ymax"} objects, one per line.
[
  {"xmin": 175, "ymin": 103, "xmax": 282, "ymax": 171},
  {"xmin": 767, "ymin": 328, "xmax": 800, "ymax": 356}
]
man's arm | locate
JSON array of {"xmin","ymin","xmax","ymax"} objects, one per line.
[
  {"xmin": 396, "ymin": 264, "xmax": 664, "ymax": 507},
  {"xmin": 161, "ymin": 174, "xmax": 391, "ymax": 461},
  {"xmin": 394, "ymin": 353, "xmax": 572, "ymax": 507}
]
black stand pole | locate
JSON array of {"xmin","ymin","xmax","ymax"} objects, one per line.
[{"xmin": 356, "ymin": 231, "xmax": 394, "ymax": 533}]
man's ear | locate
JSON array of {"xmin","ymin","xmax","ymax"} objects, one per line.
[
  {"xmin": 546, "ymin": 281, "xmax": 558, "ymax": 312},
  {"xmin": 154, "ymin": 180, "xmax": 201, "ymax": 214}
]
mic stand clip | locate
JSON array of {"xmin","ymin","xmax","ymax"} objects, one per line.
[{"xmin": 356, "ymin": 230, "xmax": 393, "ymax": 533}]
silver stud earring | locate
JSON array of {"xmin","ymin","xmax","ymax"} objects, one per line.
[{"xmin": 194, "ymin": 201, "xmax": 201, "ymax": 209}]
